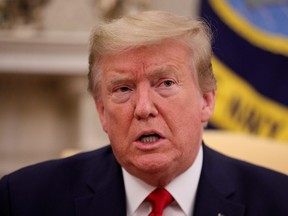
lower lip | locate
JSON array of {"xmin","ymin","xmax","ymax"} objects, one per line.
[{"xmin": 133, "ymin": 138, "xmax": 166, "ymax": 150}]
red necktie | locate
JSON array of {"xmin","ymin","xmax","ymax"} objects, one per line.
[{"xmin": 146, "ymin": 188, "xmax": 174, "ymax": 216}]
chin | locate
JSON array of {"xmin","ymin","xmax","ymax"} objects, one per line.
[{"xmin": 135, "ymin": 154, "xmax": 173, "ymax": 173}]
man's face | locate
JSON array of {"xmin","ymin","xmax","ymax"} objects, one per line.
[{"xmin": 95, "ymin": 41, "xmax": 215, "ymax": 186}]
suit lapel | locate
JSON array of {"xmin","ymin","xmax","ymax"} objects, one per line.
[
  {"xmin": 193, "ymin": 173, "xmax": 245, "ymax": 216},
  {"xmin": 73, "ymin": 144, "xmax": 247, "ymax": 215},
  {"xmin": 193, "ymin": 145, "xmax": 246, "ymax": 216},
  {"xmin": 74, "ymin": 148, "xmax": 126, "ymax": 216},
  {"xmin": 74, "ymin": 185, "xmax": 126, "ymax": 216}
]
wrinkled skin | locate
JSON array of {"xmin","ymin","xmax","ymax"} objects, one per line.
[{"xmin": 95, "ymin": 41, "xmax": 215, "ymax": 186}]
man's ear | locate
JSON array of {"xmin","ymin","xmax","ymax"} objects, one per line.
[
  {"xmin": 201, "ymin": 90, "xmax": 216, "ymax": 123},
  {"xmin": 94, "ymin": 97, "xmax": 108, "ymax": 133}
]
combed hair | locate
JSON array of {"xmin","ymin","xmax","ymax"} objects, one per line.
[{"xmin": 88, "ymin": 10, "xmax": 216, "ymax": 98}]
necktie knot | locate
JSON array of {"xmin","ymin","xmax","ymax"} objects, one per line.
[{"xmin": 146, "ymin": 188, "xmax": 174, "ymax": 216}]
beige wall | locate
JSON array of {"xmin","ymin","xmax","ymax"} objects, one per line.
[{"xmin": 0, "ymin": 0, "xmax": 200, "ymax": 177}]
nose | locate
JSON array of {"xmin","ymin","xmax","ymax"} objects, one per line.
[{"xmin": 134, "ymin": 86, "xmax": 158, "ymax": 120}]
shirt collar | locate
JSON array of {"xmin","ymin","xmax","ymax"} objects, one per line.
[{"xmin": 122, "ymin": 145, "xmax": 203, "ymax": 216}]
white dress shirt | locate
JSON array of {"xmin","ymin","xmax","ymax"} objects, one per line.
[{"xmin": 122, "ymin": 146, "xmax": 203, "ymax": 216}]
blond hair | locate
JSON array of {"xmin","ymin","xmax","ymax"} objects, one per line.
[{"xmin": 88, "ymin": 10, "xmax": 216, "ymax": 98}]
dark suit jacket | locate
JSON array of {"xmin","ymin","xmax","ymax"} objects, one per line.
[{"xmin": 0, "ymin": 144, "xmax": 288, "ymax": 216}]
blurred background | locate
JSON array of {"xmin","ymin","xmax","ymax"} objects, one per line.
[{"xmin": 0, "ymin": 0, "xmax": 287, "ymax": 177}]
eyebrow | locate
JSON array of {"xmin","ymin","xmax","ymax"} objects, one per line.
[
  {"xmin": 105, "ymin": 66, "xmax": 177, "ymax": 89},
  {"xmin": 147, "ymin": 66, "xmax": 177, "ymax": 80},
  {"xmin": 110, "ymin": 77, "xmax": 133, "ymax": 85},
  {"xmin": 105, "ymin": 74, "xmax": 135, "ymax": 91}
]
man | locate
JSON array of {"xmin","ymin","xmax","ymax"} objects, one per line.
[{"xmin": 0, "ymin": 11, "xmax": 288, "ymax": 216}]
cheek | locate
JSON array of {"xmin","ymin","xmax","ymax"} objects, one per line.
[
  {"xmin": 104, "ymin": 104, "xmax": 134, "ymax": 139},
  {"xmin": 164, "ymin": 96, "xmax": 203, "ymax": 142},
  {"xmin": 167, "ymin": 95, "xmax": 202, "ymax": 125}
]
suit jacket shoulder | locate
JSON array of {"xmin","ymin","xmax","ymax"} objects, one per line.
[
  {"xmin": 0, "ymin": 145, "xmax": 127, "ymax": 216},
  {"xmin": 1, "ymin": 144, "xmax": 288, "ymax": 216},
  {"xmin": 194, "ymin": 144, "xmax": 288, "ymax": 216}
]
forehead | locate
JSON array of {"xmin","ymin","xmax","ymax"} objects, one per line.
[{"xmin": 100, "ymin": 41, "xmax": 192, "ymax": 75}]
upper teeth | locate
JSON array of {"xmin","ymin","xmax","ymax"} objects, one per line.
[{"xmin": 140, "ymin": 135, "xmax": 159, "ymax": 143}]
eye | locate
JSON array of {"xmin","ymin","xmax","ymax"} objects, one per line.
[
  {"xmin": 157, "ymin": 79, "xmax": 176, "ymax": 88},
  {"xmin": 117, "ymin": 86, "xmax": 131, "ymax": 92},
  {"xmin": 155, "ymin": 78, "xmax": 179, "ymax": 97},
  {"xmin": 162, "ymin": 80, "xmax": 175, "ymax": 87},
  {"xmin": 111, "ymin": 85, "xmax": 133, "ymax": 103},
  {"xmin": 112, "ymin": 85, "xmax": 132, "ymax": 94}
]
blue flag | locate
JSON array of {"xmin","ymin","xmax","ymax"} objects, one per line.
[{"xmin": 200, "ymin": 0, "xmax": 288, "ymax": 143}]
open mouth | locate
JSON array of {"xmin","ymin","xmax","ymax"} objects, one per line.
[{"xmin": 138, "ymin": 134, "xmax": 161, "ymax": 143}]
